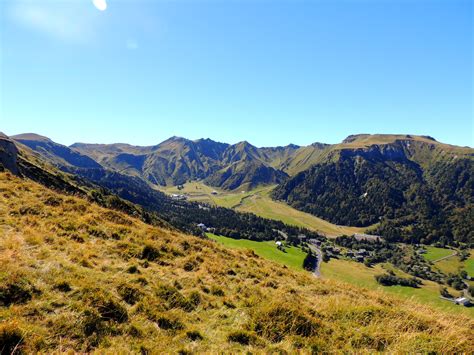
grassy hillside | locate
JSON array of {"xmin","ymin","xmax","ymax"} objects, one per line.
[
  {"xmin": 206, "ymin": 234, "xmax": 474, "ymax": 318},
  {"xmin": 1, "ymin": 172, "xmax": 473, "ymax": 353},
  {"xmin": 321, "ymin": 259, "xmax": 474, "ymax": 318},
  {"xmin": 162, "ymin": 182, "xmax": 367, "ymax": 237}
]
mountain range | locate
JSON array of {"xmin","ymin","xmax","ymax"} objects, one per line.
[{"xmin": 5, "ymin": 132, "xmax": 474, "ymax": 245}]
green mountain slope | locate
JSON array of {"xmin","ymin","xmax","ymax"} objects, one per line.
[
  {"xmin": 273, "ymin": 134, "xmax": 474, "ymax": 245},
  {"xmin": 72, "ymin": 137, "xmax": 288, "ymax": 189}
]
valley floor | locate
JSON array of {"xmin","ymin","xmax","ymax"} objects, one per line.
[{"xmin": 161, "ymin": 182, "xmax": 369, "ymax": 237}]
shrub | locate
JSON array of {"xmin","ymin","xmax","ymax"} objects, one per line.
[
  {"xmin": 0, "ymin": 275, "xmax": 37, "ymax": 306},
  {"xmin": 186, "ymin": 330, "xmax": 203, "ymax": 341},
  {"xmin": 141, "ymin": 245, "xmax": 160, "ymax": 262},
  {"xmin": 375, "ymin": 274, "xmax": 421, "ymax": 288},
  {"xmin": 156, "ymin": 316, "xmax": 184, "ymax": 331},
  {"xmin": 54, "ymin": 281, "xmax": 72, "ymax": 293},
  {"xmin": 439, "ymin": 287, "xmax": 452, "ymax": 298},
  {"xmin": 227, "ymin": 331, "xmax": 256, "ymax": 345},
  {"xmin": 303, "ymin": 251, "xmax": 317, "ymax": 271},
  {"xmin": 117, "ymin": 284, "xmax": 143, "ymax": 305},
  {"xmin": 0, "ymin": 323, "xmax": 23, "ymax": 354}
]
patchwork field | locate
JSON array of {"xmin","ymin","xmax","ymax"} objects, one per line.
[
  {"xmin": 162, "ymin": 182, "xmax": 368, "ymax": 237},
  {"xmin": 423, "ymin": 246, "xmax": 455, "ymax": 262},
  {"xmin": 422, "ymin": 246, "xmax": 473, "ymax": 276}
]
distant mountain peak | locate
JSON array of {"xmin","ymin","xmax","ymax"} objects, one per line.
[
  {"xmin": 234, "ymin": 140, "xmax": 255, "ymax": 148},
  {"xmin": 12, "ymin": 133, "xmax": 52, "ymax": 142},
  {"xmin": 164, "ymin": 136, "xmax": 189, "ymax": 143},
  {"xmin": 342, "ymin": 133, "xmax": 439, "ymax": 145}
]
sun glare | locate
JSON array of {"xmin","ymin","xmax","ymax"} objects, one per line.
[{"xmin": 92, "ymin": 0, "xmax": 107, "ymax": 11}]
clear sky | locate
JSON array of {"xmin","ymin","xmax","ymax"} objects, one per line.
[{"xmin": 0, "ymin": 0, "xmax": 472, "ymax": 147}]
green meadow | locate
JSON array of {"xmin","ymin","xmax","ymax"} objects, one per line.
[
  {"xmin": 207, "ymin": 233, "xmax": 306, "ymax": 271},
  {"xmin": 423, "ymin": 246, "xmax": 455, "ymax": 262},
  {"xmin": 465, "ymin": 251, "xmax": 474, "ymax": 277},
  {"xmin": 423, "ymin": 247, "xmax": 474, "ymax": 277}
]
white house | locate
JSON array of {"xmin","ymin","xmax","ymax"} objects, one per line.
[{"xmin": 454, "ymin": 297, "xmax": 471, "ymax": 307}]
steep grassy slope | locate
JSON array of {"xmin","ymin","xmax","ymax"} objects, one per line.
[
  {"xmin": 321, "ymin": 259, "xmax": 474, "ymax": 317},
  {"xmin": 204, "ymin": 160, "xmax": 288, "ymax": 190},
  {"xmin": 1, "ymin": 172, "xmax": 473, "ymax": 353},
  {"xmin": 12, "ymin": 134, "xmax": 102, "ymax": 170},
  {"xmin": 207, "ymin": 234, "xmax": 474, "ymax": 317}
]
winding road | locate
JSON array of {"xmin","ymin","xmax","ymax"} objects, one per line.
[
  {"xmin": 274, "ymin": 229, "xmax": 323, "ymax": 277},
  {"xmin": 308, "ymin": 243, "xmax": 323, "ymax": 278}
]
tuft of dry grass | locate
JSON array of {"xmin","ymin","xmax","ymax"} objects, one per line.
[{"xmin": 0, "ymin": 171, "xmax": 473, "ymax": 353}]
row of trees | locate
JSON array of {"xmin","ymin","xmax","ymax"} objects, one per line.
[{"xmin": 375, "ymin": 273, "xmax": 421, "ymax": 288}]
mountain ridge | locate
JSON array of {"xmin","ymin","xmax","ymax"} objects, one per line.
[{"xmin": 13, "ymin": 132, "xmax": 473, "ymax": 192}]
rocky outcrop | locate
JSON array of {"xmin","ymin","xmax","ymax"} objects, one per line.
[{"xmin": 0, "ymin": 133, "xmax": 20, "ymax": 175}]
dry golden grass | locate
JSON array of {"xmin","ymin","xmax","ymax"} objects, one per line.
[{"xmin": 0, "ymin": 172, "xmax": 472, "ymax": 353}]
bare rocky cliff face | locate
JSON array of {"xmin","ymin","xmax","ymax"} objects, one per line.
[{"xmin": 0, "ymin": 133, "xmax": 20, "ymax": 175}]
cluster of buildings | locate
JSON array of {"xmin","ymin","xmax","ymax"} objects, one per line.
[
  {"xmin": 346, "ymin": 248, "xmax": 370, "ymax": 262},
  {"xmin": 197, "ymin": 223, "xmax": 215, "ymax": 233},
  {"xmin": 440, "ymin": 296, "xmax": 472, "ymax": 307}
]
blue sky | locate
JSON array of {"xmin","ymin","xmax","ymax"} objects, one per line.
[{"xmin": 0, "ymin": 0, "xmax": 472, "ymax": 147}]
